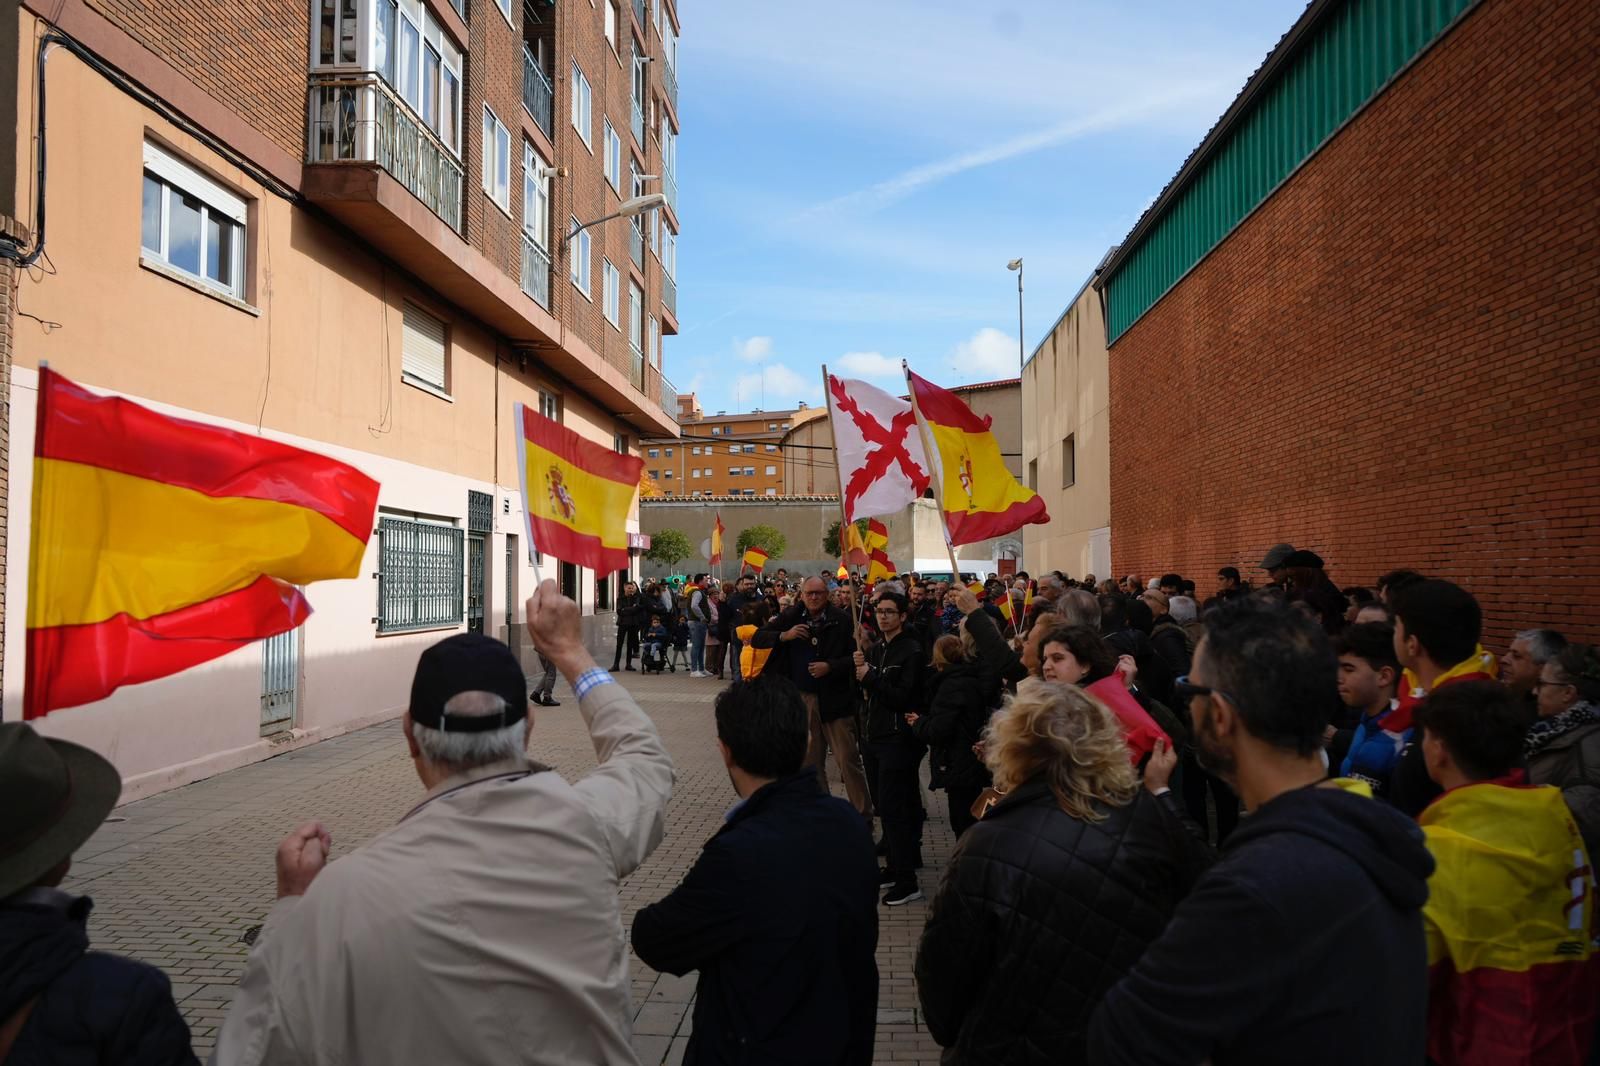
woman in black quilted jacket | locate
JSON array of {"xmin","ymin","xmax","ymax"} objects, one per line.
[{"xmin": 915, "ymin": 681, "xmax": 1212, "ymax": 1065}]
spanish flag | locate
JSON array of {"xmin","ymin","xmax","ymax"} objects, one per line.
[
  {"xmin": 742, "ymin": 546, "xmax": 770, "ymax": 572},
  {"xmin": 907, "ymin": 369, "xmax": 1048, "ymax": 545},
  {"xmin": 515, "ymin": 403, "xmax": 642, "ymax": 575},
  {"xmin": 866, "ymin": 547, "xmax": 895, "ymax": 584},
  {"xmin": 25, "ymin": 369, "xmax": 380, "ymax": 719},
  {"xmin": 710, "ymin": 512, "xmax": 725, "ymax": 566},
  {"xmin": 841, "ymin": 520, "xmax": 869, "ymax": 568},
  {"xmin": 865, "ymin": 518, "xmax": 889, "ymax": 552}
]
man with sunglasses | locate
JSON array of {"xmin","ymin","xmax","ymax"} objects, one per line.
[{"xmin": 1090, "ymin": 599, "xmax": 1434, "ymax": 1066}]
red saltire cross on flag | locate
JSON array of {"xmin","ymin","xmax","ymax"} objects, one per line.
[{"xmin": 826, "ymin": 374, "xmax": 930, "ymax": 523}]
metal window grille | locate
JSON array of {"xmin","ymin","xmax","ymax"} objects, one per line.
[
  {"xmin": 467, "ymin": 490, "xmax": 493, "ymax": 533},
  {"xmin": 378, "ymin": 517, "xmax": 465, "ymax": 632}
]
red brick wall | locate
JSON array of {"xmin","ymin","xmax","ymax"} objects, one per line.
[
  {"xmin": 463, "ymin": 0, "xmax": 527, "ymax": 287},
  {"xmin": 1107, "ymin": 0, "xmax": 1600, "ymax": 647}
]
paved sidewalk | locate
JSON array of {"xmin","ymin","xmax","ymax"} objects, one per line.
[{"xmin": 63, "ymin": 668, "xmax": 955, "ymax": 1063}]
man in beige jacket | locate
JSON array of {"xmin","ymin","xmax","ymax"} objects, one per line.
[{"xmin": 212, "ymin": 580, "xmax": 675, "ymax": 1065}]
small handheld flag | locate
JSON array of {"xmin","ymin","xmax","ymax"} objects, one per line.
[{"xmin": 742, "ymin": 546, "xmax": 770, "ymax": 572}]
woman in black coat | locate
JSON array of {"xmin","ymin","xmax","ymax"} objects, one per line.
[
  {"xmin": 916, "ymin": 681, "xmax": 1210, "ymax": 1065},
  {"xmin": 911, "ymin": 633, "xmax": 1001, "ymax": 837},
  {"xmin": 612, "ymin": 581, "xmax": 647, "ymax": 671}
]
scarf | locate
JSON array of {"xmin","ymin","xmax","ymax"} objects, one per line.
[{"xmin": 1524, "ymin": 700, "xmax": 1600, "ymax": 758}]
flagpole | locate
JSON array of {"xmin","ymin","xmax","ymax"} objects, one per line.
[
  {"xmin": 903, "ymin": 361, "xmax": 965, "ymax": 584},
  {"xmin": 821, "ymin": 364, "xmax": 864, "ymax": 636}
]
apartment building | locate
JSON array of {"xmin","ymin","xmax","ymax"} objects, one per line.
[
  {"xmin": 0, "ymin": 0, "xmax": 684, "ymax": 796},
  {"xmin": 642, "ymin": 393, "xmax": 816, "ymax": 497}
]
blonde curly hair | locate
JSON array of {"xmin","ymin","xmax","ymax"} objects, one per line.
[{"xmin": 982, "ymin": 680, "xmax": 1137, "ymax": 822}]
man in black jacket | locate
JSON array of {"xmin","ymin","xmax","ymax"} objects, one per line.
[
  {"xmin": 611, "ymin": 581, "xmax": 646, "ymax": 671},
  {"xmin": 1088, "ymin": 599, "xmax": 1434, "ymax": 1066},
  {"xmin": 854, "ymin": 591, "xmax": 927, "ymax": 906},
  {"xmin": 631, "ymin": 678, "xmax": 878, "ymax": 1066},
  {"xmin": 753, "ymin": 577, "xmax": 872, "ymax": 819}
]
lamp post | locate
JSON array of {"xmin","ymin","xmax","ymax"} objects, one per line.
[
  {"xmin": 563, "ymin": 192, "xmax": 667, "ymax": 249},
  {"xmin": 1006, "ymin": 258, "xmax": 1024, "ymax": 376}
]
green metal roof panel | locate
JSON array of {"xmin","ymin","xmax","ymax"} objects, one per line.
[{"xmin": 1102, "ymin": 0, "xmax": 1478, "ymax": 343}]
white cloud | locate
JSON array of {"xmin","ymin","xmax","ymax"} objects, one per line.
[
  {"xmin": 732, "ymin": 362, "xmax": 823, "ymax": 411},
  {"xmin": 950, "ymin": 327, "xmax": 1022, "ymax": 380},
  {"xmin": 836, "ymin": 351, "xmax": 903, "ymax": 380},
  {"xmin": 734, "ymin": 336, "xmax": 772, "ymax": 362}
]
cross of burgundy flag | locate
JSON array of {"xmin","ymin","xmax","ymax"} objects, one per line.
[{"xmin": 825, "ymin": 374, "xmax": 930, "ymax": 523}]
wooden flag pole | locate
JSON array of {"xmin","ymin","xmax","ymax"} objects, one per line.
[
  {"xmin": 903, "ymin": 361, "xmax": 964, "ymax": 584},
  {"xmin": 821, "ymin": 363, "xmax": 865, "ymax": 636}
]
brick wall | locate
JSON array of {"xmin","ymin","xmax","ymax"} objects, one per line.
[
  {"xmin": 463, "ymin": 0, "xmax": 525, "ymax": 290},
  {"xmin": 1107, "ymin": 0, "xmax": 1600, "ymax": 646}
]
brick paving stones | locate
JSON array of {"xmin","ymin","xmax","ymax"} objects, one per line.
[{"xmin": 64, "ymin": 669, "xmax": 952, "ymax": 1063}]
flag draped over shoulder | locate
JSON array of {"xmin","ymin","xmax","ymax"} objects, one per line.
[
  {"xmin": 515, "ymin": 403, "xmax": 643, "ymax": 576},
  {"xmin": 742, "ymin": 547, "xmax": 770, "ymax": 572},
  {"xmin": 826, "ymin": 374, "xmax": 929, "ymax": 523},
  {"xmin": 26, "ymin": 368, "xmax": 380, "ymax": 719},
  {"xmin": 907, "ymin": 369, "xmax": 1048, "ymax": 546},
  {"xmin": 710, "ymin": 512, "xmax": 725, "ymax": 566}
]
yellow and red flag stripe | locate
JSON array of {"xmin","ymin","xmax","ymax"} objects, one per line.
[
  {"xmin": 26, "ymin": 369, "xmax": 379, "ymax": 719},
  {"xmin": 865, "ymin": 518, "xmax": 889, "ymax": 552},
  {"xmin": 866, "ymin": 547, "xmax": 895, "ymax": 584},
  {"xmin": 515, "ymin": 403, "xmax": 643, "ymax": 576},
  {"xmin": 710, "ymin": 512, "xmax": 725, "ymax": 566},
  {"xmin": 742, "ymin": 547, "xmax": 770, "ymax": 572},
  {"xmin": 907, "ymin": 369, "xmax": 1048, "ymax": 545}
]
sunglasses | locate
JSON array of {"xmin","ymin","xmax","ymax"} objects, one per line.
[{"xmin": 1173, "ymin": 675, "xmax": 1236, "ymax": 706}]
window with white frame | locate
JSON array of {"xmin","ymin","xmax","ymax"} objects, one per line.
[
  {"xmin": 314, "ymin": 0, "xmax": 360, "ymax": 65},
  {"xmin": 570, "ymin": 216, "xmax": 591, "ymax": 296},
  {"xmin": 743, "ymin": 466, "xmax": 755, "ymax": 476},
  {"xmin": 703, "ymin": 467, "xmax": 712, "ymax": 476},
  {"xmin": 663, "ymin": 469, "xmax": 674, "ymax": 480},
  {"xmin": 728, "ymin": 467, "xmax": 739, "ymax": 477},
  {"xmin": 661, "ymin": 224, "xmax": 677, "ymax": 279},
  {"xmin": 664, "ymin": 20, "xmax": 678, "ymax": 74},
  {"xmin": 765, "ymin": 465, "xmax": 777, "ymax": 476},
  {"xmin": 629, "ymin": 281, "xmax": 643, "ymax": 352},
  {"xmin": 141, "ymin": 141, "xmax": 248, "ymax": 300},
  {"xmin": 691, "ymin": 445, "xmax": 701, "ymax": 455},
  {"xmin": 605, "ymin": 0, "xmax": 618, "ymax": 47},
  {"xmin": 764, "ymin": 488, "xmax": 777, "ymax": 496},
  {"xmin": 603, "ymin": 120, "xmax": 622, "ymax": 192},
  {"xmin": 660, "ymin": 122, "xmax": 677, "ymax": 178},
  {"xmin": 401, "ymin": 301, "xmax": 448, "ymax": 392},
  {"xmin": 571, "ymin": 62, "xmax": 593, "ymax": 148},
  {"xmin": 691, "ymin": 469, "xmax": 700, "ymax": 478},
  {"xmin": 539, "ymin": 389, "xmax": 561, "ymax": 421},
  {"xmin": 665, "ymin": 447, "xmax": 673, "ymax": 457},
  {"xmin": 647, "ymin": 448, "xmax": 659, "ymax": 458},
  {"xmin": 481, "ymin": 106, "xmax": 510, "ymax": 211},
  {"xmin": 647, "ymin": 315, "xmax": 659, "ymax": 367},
  {"xmin": 372, "ymin": 0, "xmax": 462, "ymax": 156},
  {"xmin": 767, "ymin": 423, "xmax": 777, "ymax": 431},
  {"xmin": 523, "ymin": 142, "xmax": 550, "ymax": 247},
  {"xmin": 492, "ymin": 0, "xmax": 512, "ymax": 25},
  {"xmin": 765, "ymin": 444, "xmax": 778, "ymax": 452},
  {"xmin": 710, "ymin": 427, "xmax": 720, "ymax": 435},
  {"xmin": 603, "ymin": 259, "xmax": 620, "ymax": 326}
]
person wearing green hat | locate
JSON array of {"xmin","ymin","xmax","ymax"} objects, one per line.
[{"xmin": 0, "ymin": 723, "xmax": 197, "ymax": 1062}]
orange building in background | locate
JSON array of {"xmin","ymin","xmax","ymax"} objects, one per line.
[{"xmin": 642, "ymin": 393, "xmax": 825, "ymax": 497}]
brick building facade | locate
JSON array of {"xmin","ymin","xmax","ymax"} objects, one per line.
[
  {"xmin": 642, "ymin": 393, "xmax": 813, "ymax": 497},
  {"xmin": 1099, "ymin": 0, "xmax": 1600, "ymax": 644}
]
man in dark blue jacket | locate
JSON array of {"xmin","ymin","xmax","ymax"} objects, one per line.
[
  {"xmin": 631, "ymin": 677, "xmax": 879, "ymax": 1065},
  {"xmin": 1089, "ymin": 599, "xmax": 1434, "ymax": 1066}
]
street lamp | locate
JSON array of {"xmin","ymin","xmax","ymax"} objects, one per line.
[
  {"xmin": 1007, "ymin": 258, "xmax": 1024, "ymax": 376},
  {"xmin": 563, "ymin": 193, "xmax": 667, "ymax": 248}
]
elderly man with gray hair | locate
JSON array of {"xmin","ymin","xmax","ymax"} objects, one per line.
[
  {"xmin": 214, "ymin": 580, "xmax": 675, "ymax": 1066},
  {"xmin": 1501, "ymin": 627, "xmax": 1568, "ymax": 704}
]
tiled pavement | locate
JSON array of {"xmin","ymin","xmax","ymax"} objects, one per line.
[{"xmin": 63, "ymin": 668, "xmax": 957, "ymax": 1063}]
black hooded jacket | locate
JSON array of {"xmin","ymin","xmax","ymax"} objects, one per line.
[
  {"xmin": 0, "ymin": 889, "xmax": 196, "ymax": 1064},
  {"xmin": 1088, "ymin": 782, "xmax": 1434, "ymax": 1066}
]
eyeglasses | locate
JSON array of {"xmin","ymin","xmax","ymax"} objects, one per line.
[
  {"xmin": 1173, "ymin": 675, "xmax": 1236, "ymax": 706},
  {"xmin": 1533, "ymin": 678, "xmax": 1575, "ymax": 692},
  {"xmin": 874, "ymin": 608, "xmax": 901, "ymax": 617}
]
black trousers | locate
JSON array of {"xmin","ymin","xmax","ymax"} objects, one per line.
[
  {"xmin": 1181, "ymin": 753, "xmax": 1240, "ymax": 844},
  {"xmin": 533, "ymin": 653, "xmax": 556, "ymax": 697},
  {"xmin": 867, "ymin": 742, "xmax": 924, "ymax": 891},
  {"xmin": 611, "ymin": 626, "xmax": 641, "ymax": 669},
  {"xmin": 945, "ymin": 781, "xmax": 981, "ymax": 838}
]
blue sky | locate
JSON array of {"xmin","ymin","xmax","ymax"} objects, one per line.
[{"xmin": 665, "ymin": 0, "xmax": 1307, "ymax": 414}]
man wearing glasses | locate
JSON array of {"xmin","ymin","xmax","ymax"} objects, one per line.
[
  {"xmin": 854, "ymin": 591, "xmax": 927, "ymax": 906},
  {"xmin": 1091, "ymin": 598, "xmax": 1434, "ymax": 1066},
  {"xmin": 754, "ymin": 577, "xmax": 873, "ymax": 821}
]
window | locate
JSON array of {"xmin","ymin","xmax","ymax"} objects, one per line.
[
  {"xmin": 649, "ymin": 469, "xmax": 659, "ymax": 479},
  {"xmin": 604, "ymin": 0, "xmax": 618, "ymax": 46},
  {"xmin": 663, "ymin": 470, "xmax": 674, "ymax": 480},
  {"xmin": 710, "ymin": 427, "xmax": 720, "ymax": 436},
  {"xmin": 768, "ymin": 423, "xmax": 777, "ymax": 431},
  {"xmin": 401, "ymin": 302, "xmax": 448, "ymax": 392},
  {"xmin": 703, "ymin": 467, "xmax": 713, "ymax": 476},
  {"xmin": 765, "ymin": 465, "xmax": 777, "ymax": 476},
  {"xmin": 765, "ymin": 488, "xmax": 777, "ymax": 497},
  {"xmin": 723, "ymin": 424, "xmax": 732, "ymax": 434},
  {"xmin": 691, "ymin": 445, "xmax": 701, "ymax": 455},
  {"xmin": 692, "ymin": 491, "xmax": 702, "ymax": 497},
  {"xmin": 383, "ymin": 1, "xmax": 461, "ymax": 156},
  {"xmin": 603, "ymin": 259, "xmax": 620, "ymax": 326},
  {"xmin": 661, "ymin": 223, "xmax": 677, "ymax": 279},
  {"xmin": 539, "ymin": 389, "xmax": 561, "ymax": 421},
  {"xmin": 614, "ymin": 433, "xmax": 629, "ymax": 453},
  {"xmin": 1062, "ymin": 434, "xmax": 1076, "ymax": 489},
  {"xmin": 603, "ymin": 121, "xmax": 622, "ymax": 191},
  {"xmin": 660, "ymin": 122, "xmax": 677, "ymax": 179},
  {"xmin": 744, "ymin": 444, "xmax": 756, "ymax": 454},
  {"xmin": 729, "ymin": 467, "xmax": 739, "ymax": 477},
  {"xmin": 647, "ymin": 448, "xmax": 659, "ymax": 458},
  {"xmin": 665, "ymin": 447, "xmax": 673, "ymax": 457},
  {"xmin": 743, "ymin": 466, "xmax": 755, "ymax": 476},
  {"xmin": 560, "ymin": 561, "xmax": 579, "ymax": 605},
  {"xmin": 492, "ymin": 0, "xmax": 512, "ymax": 24},
  {"xmin": 628, "ymin": 281, "xmax": 644, "ymax": 352},
  {"xmin": 647, "ymin": 315, "xmax": 659, "ymax": 367},
  {"xmin": 524, "ymin": 143, "xmax": 550, "ymax": 247},
  {"xmin": 570, "ymin": 217, "xmax": 591, "ymax": 295},
  {"xmin": 595, "ymin": 570, "xmax": 613, "ymax": 611},
  {"xmin": 571, "ymin": 62, "xmax": 593, "ymax": 148},
  {"xmin": 630, "ymin": 47, "xmax": 648, "ymax": 135},
  {"xmin": 141, "ymin": 142, "xmax": 247, "ymax": 300},
  {"xmin": 1028, "ymin": 458, "xmax": 1039, "ymax": 491},
  {"xmin": 481, "ymin": 107, "xmax": 510, "ymax": 211},
  {"xmin": 765, "ymin": 444, "xmax": 778, "ymax": 452},
  {"xmin": 315, "ymin": 0, "xmax": 360, "ymax": 66},
  {"xmin": 691, "ymin": 469, "xmax": 700, "ymax": 479},
  {"xmin": 377, "ymin": 516, "xmax": 464, "ymax": 632}
]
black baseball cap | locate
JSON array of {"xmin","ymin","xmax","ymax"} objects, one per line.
[{"xmin": 409, "ymin": 633, "xmax": 528, "ymax": 733}]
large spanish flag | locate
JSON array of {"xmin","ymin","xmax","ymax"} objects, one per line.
[
  {"xmin": 515, "ymin": 403, "xmax": 643, "ymax": 575},
  {"xmin": 906, "ymin": 369, "xmax": 1048, "ymax": 545},
  {"xmin": 26, "ymin": 369, "xmax": 380, "ymax": 719}
]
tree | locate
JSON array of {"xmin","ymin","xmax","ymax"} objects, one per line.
[
  {"xmin": 822, "ymin": 518, "xmax": 870, "ymax": 559},
  {"xmin": 639, "ymin": 468, "xmax": 664, "ymax": 498},
  {"xmin": 735, "ymin": 524, "xmax": 786, "ymax": 562},
  {"xmin": 644, "ymin": 528, "xmax": 692, "ymax": 568}
]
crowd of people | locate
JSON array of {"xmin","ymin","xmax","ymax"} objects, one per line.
[{"xmin": 3, "ymin": 543, "xmax": 1598, "ymax": 1064}]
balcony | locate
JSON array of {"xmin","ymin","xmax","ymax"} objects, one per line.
[
  {"xmin": 662, "ymin": 271, "xmax": 677, "ymax": 318},
  {"xmin": 660, "ymin": 372, "xmax": 679, "ymax": 422},
  {"xmin": 522, "ymin": 46, "xmax": 554, "ymax": 141},
  {"xmin": 662, "ymin": 167, "xmax": 678, "ymax": 216},
  {"xmin": 661, "ymin": 59, "xmax": 678, "ymax": 113},
  {"xmin": 521, "ymin": 234, "xmax": 551, "ymax": 310},
  {"xmin": 630, "ymin": 218, "xmax": 644, "ymax": 270},
  {"xmin": 308, "ymin": 73, "xmax": 463, "ymax": 232},
  {"xmin": 632, "ymin": 0, "xmax": 646, "ymax": 29},
  {"xmin": 630, "ymin": 343, "xmax": 646, "ymax": 390}
]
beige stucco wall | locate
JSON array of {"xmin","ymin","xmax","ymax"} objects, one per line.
[{"xmin": 1022, "ymin": 279, "xmax": 1112, "ymax": 580}]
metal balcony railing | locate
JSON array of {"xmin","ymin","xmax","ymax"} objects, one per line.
[
  {"xmin": 630, "ymin": 218, "xmax": 644, "ymax": 269},
  {"xmin": 523, "ymin": 46, "xmax": 554, "ymax": 140},
  {"xmin": 662, "ymin": 167, "xmax": 678, "ymax": 215},
  {"xmin": 521, "ymin": 234, "xmax": 551, "ymax": 310},
  {"xmin": 660, "ymin": 373, "xmax": 679, "ymax": 421},
  {"xmin": 661, "ymin": 59, "xmax": 678, "ymax": 112},
  {"xmin": 308, "ymin": 73, "xmax": 463, "ymax": 232},
  {"xmin": 630, "ymin": 343, "xmax": 645, "ymax": 390},
  {"xmin": 662, "ymin": 271, "xmax": 676, "ymax": 318},
  {"xmin": 632, "ymin": 0, "xmax": 646, "ymax": 29}
]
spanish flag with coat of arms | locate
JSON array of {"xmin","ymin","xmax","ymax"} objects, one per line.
[
  {"xmin": 515, "ymin": 403, "xmax": 643, "ymax": 575},
  {"xmin": 906, "ymin": 369, "xmax": 1048, "ymax": 545}
]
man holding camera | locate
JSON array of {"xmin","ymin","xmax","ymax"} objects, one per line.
[{"xmin": 754, "ymin": 576, "xmax": 873, "ymax": 820}]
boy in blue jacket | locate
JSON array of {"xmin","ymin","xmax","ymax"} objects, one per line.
[{"xmin": 1330, "ymin": 622, "xmax": 1406, "ymax": 797}]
